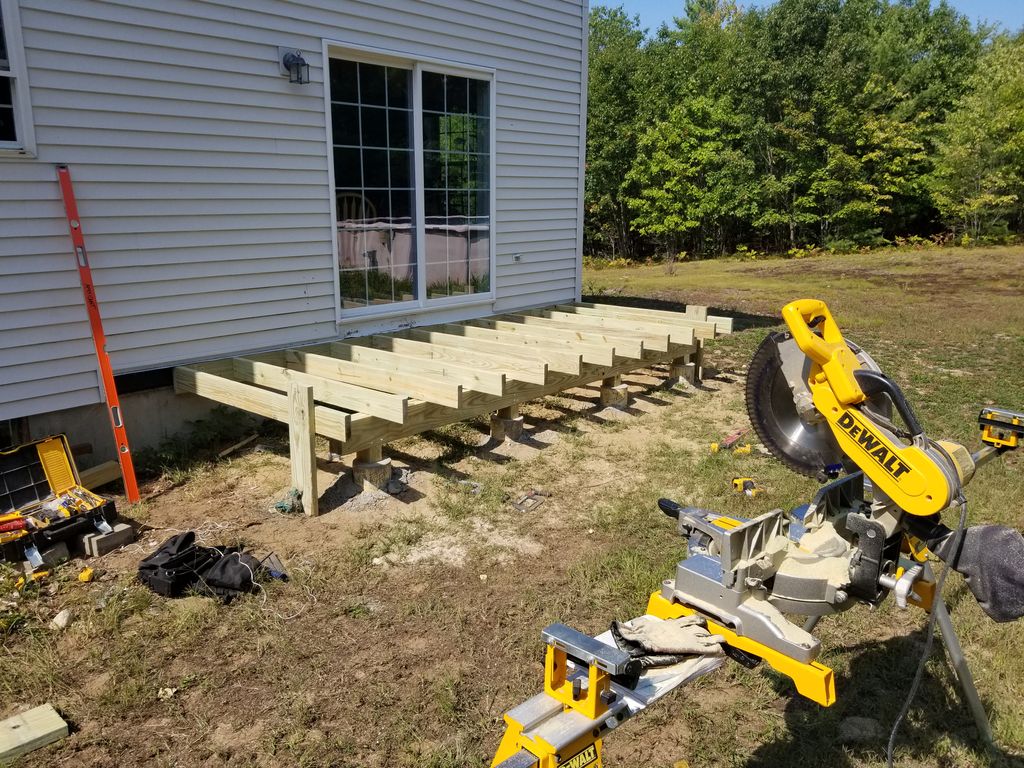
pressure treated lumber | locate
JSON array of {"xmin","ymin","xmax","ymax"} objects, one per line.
[
  {"xmin": 80, "ymin": 460, "xmax": 121, "ymax": 490},
  {"xmin": 288, "ymin": 383, "xmax": 318, "ymax": 517},
  {"xmin": 511, "ymin": 311, "xmax": 675, "ymax": 352},
  {"xmin": 173, "ymin": 366, "xmax": 350, "ymax": 441},
  {"xmin": 231, "ymin": 357, "xmax": 408, "ymax": 423},
  {"xmin": 405, "ymin": 327, "xmax": 583, "ymax": 375},
  {"xmin": 427, "ymin": 324, "xmax": 586, "ymax": 373},
  {"xmin": 286, "ymin": 349, "xmax": 463, "ymax": 408},
  {"xmin": 352, "ymin": 334, "xmax": 548, "ymax": 385},
  {"xmin": 454, "ymin": 319, "xmax": 617, "ymax": 366},
  {"xmin": 341, "ymin": 351, "xmax": 675, "ymax": 455},
  {"xmin": 328, "ymin": 341, "xmax": 506, "ymax": 396},
  {"xmin": 473, "ymin": 315, "xmax": 646, "ymax": 359},
  {"xmin": 0, "ymin": 704, "xmax": 68, "ymax": 762},
  {"xmin": 539, "ymin": 308, "xmax": 698, "ymax": 345},
  {"xmin": 551, "ymin": 304, "xmax": 718, "ymax": 340},
  {"xmin": 573, "ymin": 301, "xmax": 734, "ymax": 334},
  {"xmin": 173, "ymin": 302, "xmax": 734, "ymax": 488}
]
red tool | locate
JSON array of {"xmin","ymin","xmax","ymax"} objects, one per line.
[
  {"xmin": 56, "ymin": 165, "xmax": 140, "ymax": 503},
  {"xmin": 0, "ymin": 518, "xmax": 27, "ymax": 533}
]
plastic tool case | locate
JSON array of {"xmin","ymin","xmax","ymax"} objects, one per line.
[{"xmin": 0, "ymin": 435, "xmax": 117, "ymax": 564}]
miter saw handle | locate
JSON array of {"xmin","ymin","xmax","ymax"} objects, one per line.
[
  {"xmin": 853, "ymin": 369, "xmax": 924, "ymax": 438},
  {"xmin": 781, "ymin": 299, "xmax": 844, "ymax": 366},
  {"xmin": 781, "ymin": 300, "xmax": 866, "ymax": 406},
  {"xmin": 659, "ymin": 498, "xmax": 685, "ymax": 519}
]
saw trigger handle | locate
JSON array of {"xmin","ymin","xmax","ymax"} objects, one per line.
[{"xmin": 853, "ymin": 369, "xmax": 924, "ymax": 438}]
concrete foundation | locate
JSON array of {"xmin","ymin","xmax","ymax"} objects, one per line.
[
  {"xmin": 352, "ymin": 445, "xmax": 392, "ymax": 493},
  {"xmin": 599, "ymin": 376, "xmax": 630, "ymax": 408},
  {"xmin": 24, "ymin": 387, "xmax": 222, "ymax": 471},
  {"xmin": 490, "ymin": 405, "xmax": 524, "ymax": 442}
]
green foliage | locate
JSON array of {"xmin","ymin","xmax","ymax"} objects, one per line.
[
  {"xmin": 585, "ymin": 7, "xmax": 646, "ymax": 259},
  {"xmin": 585, "ymin": 0, "xmax": 1011, "ymax": 260},
  {"xmin": 928, "ymin": 33, "xmax": 1024, "ymax": 239}
]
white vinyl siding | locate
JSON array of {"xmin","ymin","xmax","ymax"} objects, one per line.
[{"xmin": 0, "ymin": 0, "xmax": 585, "ymax": 421}]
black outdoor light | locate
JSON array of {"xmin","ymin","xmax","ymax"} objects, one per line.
[{"xmin": 281, "ymin": 50, "xmax": 310, "ymax": 84}]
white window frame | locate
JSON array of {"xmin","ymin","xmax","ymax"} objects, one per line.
[
  {"xmin": 322, "ymin": 39, "xmax": 497, "ymax": 323},
  {"xmin": 0, "ymin": 0, "xmax": 36, "ymax": 157}
]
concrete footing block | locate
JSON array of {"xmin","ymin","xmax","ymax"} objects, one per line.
[
  {"xmin": 83, "ymin": 523, "xmax": 135, "ymax": 558},
  {"xmin": 353, "ymin": 457, "xmax": 393, "ymax": 493},
  {"xmin": 490, "ymin": 414, "xmax": 525, "ymax": 442},
  {"xmin": 668, "ymin": 360, "xmax": 698, "ymax": 386},
  {"xmin": 600, "ymin": 383, "xmax": 630, "ymax": 408}
]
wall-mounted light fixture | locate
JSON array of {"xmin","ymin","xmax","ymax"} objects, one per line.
[{"xmin": 278, "ymin": 47, "xmax": 310, "ymax": 84}]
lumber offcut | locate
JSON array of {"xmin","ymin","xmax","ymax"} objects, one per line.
[{"xmin": 0, "ymin": 704, "xmax": 68, "ymax": 761}]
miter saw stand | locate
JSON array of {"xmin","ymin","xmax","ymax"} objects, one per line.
[{"xmin": 491, "ymin": 621, "xmax": 723, "ymax": 768}]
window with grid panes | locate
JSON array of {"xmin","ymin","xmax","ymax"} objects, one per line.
[{"xmin": 329, "ymin": 56, "xmax": 491, "ymax": 311}]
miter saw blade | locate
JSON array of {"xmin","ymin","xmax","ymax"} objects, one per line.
[{"xmin": 745, "ymin": 331, "xmax": 890, "ymax": 479}]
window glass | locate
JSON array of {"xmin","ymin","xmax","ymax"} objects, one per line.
[
  {"xmin": 0, "ymin": 77, "xmax": 14, "ymax": 143},
  {"xmin": 329, "ymin": 56, "xmax": 491, "ymax": 311},
  {"xmin": 330, "ymin": 59, "xmax": 416, "ymax": 309},
  {"xmin": 0, "ymin": 2, "xmax": 14, "ymax": 144},
  {"xmin": 0, "ymin": 2, "xmax": 8, "ymax": 71},
  {"xmin": 422, "ymin": 71, "xmax": 490, "ymax": 299}
]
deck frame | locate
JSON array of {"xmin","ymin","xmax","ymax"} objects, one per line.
[{"xmin": 173, "ymin": 302, "xmax": 729, "ymax": 515}]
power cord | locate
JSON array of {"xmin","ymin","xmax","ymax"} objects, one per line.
[{"xmin": 885, "ymin": 493, "xmax": 968, "ymax": 767}]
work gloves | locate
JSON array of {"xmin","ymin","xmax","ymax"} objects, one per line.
[
  {"xmin": 906, "ymin": 517, "xmax": 1024, "ymax": 623},
  {"xmin": 611, "ymin": 614, "xmax": 725, "ymax": 671}
]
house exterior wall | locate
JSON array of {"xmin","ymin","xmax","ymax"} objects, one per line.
[{"xmin": 0, "ymin": 0, "xmax": 586, "ymax": 422}]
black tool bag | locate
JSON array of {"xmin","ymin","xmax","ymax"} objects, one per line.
[
  {"xmin": 200, "ymin": 551, "xmax": 263, "ymax": 603},
  {"xmin": 137, "ymin": 531, "xmax": 222, "ymax": 598}
]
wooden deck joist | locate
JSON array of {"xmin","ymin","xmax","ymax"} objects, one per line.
[{"xmin": 172, "ymin": 302, "xmax": 732, "ymax": 515}]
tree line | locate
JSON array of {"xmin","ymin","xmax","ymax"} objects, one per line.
[{"xmin": 585, "ymin": 0, "xmax": 1024, "ymax": 259}]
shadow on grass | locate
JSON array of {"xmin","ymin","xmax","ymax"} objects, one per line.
[{"xmin": 746, "ymin": 625, "xmax": 1018, "ymax": 768}]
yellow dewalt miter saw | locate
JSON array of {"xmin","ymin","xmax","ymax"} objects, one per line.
[
  {"xmin": 493, "ymin": 300, "xmax": 1023, "ymax": 767},
  {"xmin": 649, "ymin": 298, "xmax": 1024, "ymax": 705}
]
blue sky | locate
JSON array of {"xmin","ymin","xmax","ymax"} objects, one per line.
[{"xmin": 618, "ymin": 1, "xmax": 1024, "ymax": 35}]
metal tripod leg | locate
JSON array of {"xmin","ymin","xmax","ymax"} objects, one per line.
[{"xmin": 925, "ymin": 563, "xmax": 995, "ymax": 749}]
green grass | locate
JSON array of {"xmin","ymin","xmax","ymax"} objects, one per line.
[
  {"xmin": 2, "ymin": 245, "xmax": 1022, "ymax": 767},
  {"xmin": 584, "ymin": 245, "xmax": 1024, "ymax": 768}
]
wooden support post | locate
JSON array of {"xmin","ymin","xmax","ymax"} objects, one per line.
[
  {"xmin": 600, "ymin": 375, "xmax": 629, "ymax": 408},
  {"xmin": 327, "ymin": 438, "xmax": 344, "ymax": 463},
  {"xmin": 491, "ymin": 403, "xmax": 524, "ymax": 442},
  {"xmin": 353, "ymin": 443, "xmax": 392, "ymax": 493},
  {"xmin": 288, "ymin": 383, "xmax": 318, "ymax": 517},
  {"xmin": 692, "ymin": 340, "xmax": 704, "ymax": 382}
]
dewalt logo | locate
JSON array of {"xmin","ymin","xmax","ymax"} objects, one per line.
[
  {"xmin": 560, "ymin": 744, "xmax": 598, "ymax": 768},
  {"xmin": 836, "ymin": 412, "xmax": 911, "ymax": 480}
]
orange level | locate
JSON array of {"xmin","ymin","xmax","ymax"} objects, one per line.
[{"xmin": 56, "ymin": 165, "xmax": 140, "ymax": 503}]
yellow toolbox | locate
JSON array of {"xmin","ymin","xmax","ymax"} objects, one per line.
[{"xmin": 0, "ymin": 435, "xmax": 117, "ymax": 565}]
